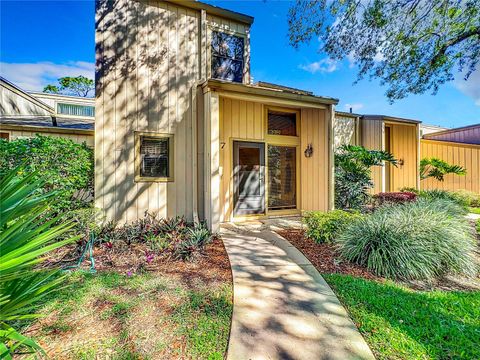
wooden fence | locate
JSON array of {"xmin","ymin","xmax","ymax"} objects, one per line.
[{"xmin": 420, "ymin": 139, "xmax": 480, "ymax": 193}]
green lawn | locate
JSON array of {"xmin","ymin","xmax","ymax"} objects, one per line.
[
  {"xmin": 324, "ymin": 274, "xmax": 480, "ymax": 360},
  {"xmin": 22, "ymin": 271, "xmax": 232, "ymax": 359}
]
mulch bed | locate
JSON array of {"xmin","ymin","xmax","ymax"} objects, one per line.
[
  {"xmin": 278, "ymin": 229, "xmax": 480, "ymax": 291},
  {"xmin": 277, "ymin": 229, "xmax": 378, "ymax": 280},
  {"xmin": 44, "ymin": 237, "xmax": 232, "ymax": 287}
]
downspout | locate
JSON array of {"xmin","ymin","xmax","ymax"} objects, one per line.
[{"xmin": 192, "ymin": 9, "xmax": 208, "ymax": 225}]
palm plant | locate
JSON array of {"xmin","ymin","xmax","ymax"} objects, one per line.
[
  {"xmin": 335, "ymin": 145, "xmax": 397, "ymax": 209},
  {"xmin": 0, "ymin": 169, "xmax": 78, "ymax": 358},
  {"xmin": 420, "ymin": 158, "xmax": 466, "ymax": 181}
]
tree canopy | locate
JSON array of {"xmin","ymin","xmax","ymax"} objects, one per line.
[
  {"xmin": 288, "ymin": 0, "xmax": 480, "ymax": 101},
  {"xmin": 43, "ymin": 75, "xmax": 94, "ymax": 97}
]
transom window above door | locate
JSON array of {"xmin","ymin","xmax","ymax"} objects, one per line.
[
  {"xmin": 267, "ymin": 109, "xmax": 298, "ymax": 136},
  {"xmin": 211, "ymin": 31, "xmax": 244, "ymax": 83}
]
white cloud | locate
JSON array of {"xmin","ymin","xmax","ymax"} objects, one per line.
[
  {"xmin": 299, "ymin": 58, "xmax": 338, "ymax": 74},
  {"xmin": 344, "ymin": 103, "xmax": 364, "ymax": 112},
  {"xmin": 0, "ymin": 61, "xmax": 95, "ymax": 92},
  {"xmin": 454, "ymin": 69, "xmax": 480, "ymax": 106}
]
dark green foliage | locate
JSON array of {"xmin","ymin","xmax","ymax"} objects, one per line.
[
  {"xmin": 304, "ymin": 210, "xmax": 361, "ymax": 244},
  {"xmin": 288, "ymin": 1, "xmax": 480, "ymax": 101},
  {"xmin": 43, "ymin": 75, "xmax": 94, "ymax": 97},
  {"xmin": 337, "ymin": 199, "xmax": 477, "ymax": 280},
  {"xmin": 0, "ymin": 169, "xmax": 77, "ymax": 356},
  {"xmin": 335, "ymin": 145, "xmax": 396, "ymax": 209},
  {"xmin": 0, "ymin": 135, "xmax": 94, "ymax": 213},
  {"xmin": 420, "ymin": 158, "xmax": 466, "ymax": 181}
]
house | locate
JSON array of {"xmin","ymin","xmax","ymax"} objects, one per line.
[
  {"xmin": 333, "ymin": 112, "xmax": 421, "ymax": 193},
  {"xmin": 420, "ymin": 123, "xmax": 449, "ymax": 137},
  {"xmin": 421, "ymin": 123, "xmax": 480, "ymax": 193},
  {"xmin": 0, "ymin": 77, "xmax": 94, "ymax": 146},
  {"xmin": 95, "ymin": 0, "xmax": 338, "ymax": 230},
  {"xmin": 423, "ymin": 123, "xmax": 480, "ymax": 145}
]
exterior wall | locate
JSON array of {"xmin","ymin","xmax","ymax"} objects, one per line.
[
  {"xmin": 420, "ymin": 124, "xmax": 449, "ymax": 136},
  {"xmin": 218, "ymin": 97, "xmax": 330, "ymax": 222},
  {"xmin": 301, "ymin": 108, "xmax": 330, "ymax": 211},
  {"xmin": 421, "ymin": 139, "xmax": 480, "ymax": 193},
  {"xmin": 0, "ymin": 82, "xmax": 51, "ymax": 117},
  {"xmin": 0, "ymin": 126, "xmax": 94, "ymax": 146},
  {"xmin": 95, "ymin": 0, "xmax": 250, "ymax": 223},
  {"xmin": 423, "ymin": 124, "xmax": 480, "ymax": 145},
  {"xmin": 387, "ymin": 122, "xmax": 418, "ymax": 191},
  {"xmin": 334, "ymin": 115, "xmax": 358, "ymax": 149},
  {"xmin": 360, "ymin": 118, "xmax": 383, "ymax": 193}
]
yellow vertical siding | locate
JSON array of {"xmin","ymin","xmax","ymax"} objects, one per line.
[
  {"xmin": 300, "ymin": 108, "xmax": 329, "ymax": 211},
  {"xmin": 388, "ymin": 123, "xmax": 418, "ymax": 191},
  {"xmin": 420, "ymin": 140, "xmax": 480, "ymax": 193},
  {"xmin": 360, "ymin": 119, "xmax": 383, "ymax": 193}
]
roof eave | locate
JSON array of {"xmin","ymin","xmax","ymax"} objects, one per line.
[{"xmin": 201, "ymin": 79, "xmax": 339, "ymax": 106}]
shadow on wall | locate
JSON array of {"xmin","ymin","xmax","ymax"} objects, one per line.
[{"xmin": 96, "ymin": 0, "xmax": 198, "ymax": 224}]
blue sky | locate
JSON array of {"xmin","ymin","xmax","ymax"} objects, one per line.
[{"xmin": 1, "ymin": 0, "xmax": 479, "ymax": 128}]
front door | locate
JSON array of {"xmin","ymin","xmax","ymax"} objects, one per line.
[{"xmin": 233, "ymin": 141, "xmax": 265, "ymax": 215}]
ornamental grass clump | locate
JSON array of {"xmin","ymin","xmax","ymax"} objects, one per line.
[{"xmin": 337, "ymin": 199, "xmax": 478, "ymax": 280}]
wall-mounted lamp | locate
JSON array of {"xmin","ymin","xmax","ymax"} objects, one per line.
[
  {"xmin": 398, "ymin": 158, "xmax": 404, "ymax": 166},
  {"xmin": 304, "ymin": 143, "xmax": 313, "ymax": 158}
]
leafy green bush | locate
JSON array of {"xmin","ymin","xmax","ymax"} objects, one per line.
[
  {"xmin": 0, "ymin": 168, "xmax": 78, "ymax": 357},
  {"xmin": 0, "ymin": 135, "xmax": 94, "ymax": 213},
  {"xmin": 417, "ymin": 189, "xmax": 469, "ymax": 209},
  {"xmin": 335, "ymin": 145, "xmax": 396, "ymax": 209},
  {"xmin": 304, "ymin": 210, "xmax": 361, "ymax": 243},
  {"xmin": 454, "ymin": 189, "xmax": 480, "ymax": 208},
  {"xmin": 337, "ymin": 199, "xmax": 478, "ymax": 280}
]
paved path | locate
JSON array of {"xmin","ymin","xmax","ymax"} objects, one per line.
[{"xmin": 221, "ymin": 224, "xmax": 374, "ymax": 360}]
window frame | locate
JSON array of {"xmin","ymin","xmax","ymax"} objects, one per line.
[
  {"xmin": 209, "ymin": 29, "xmax": 247, "ymax": 84},
  {"xmin": 134, "ymin": 132, "xmax": 174, "ymax": 182},
  {"xmin": 265, "ymin": 106, "xmax": 301, "ymax": 144},
  {"xmin": 56, "ymin": 102, "xmax": 95, "ymax": 118}
]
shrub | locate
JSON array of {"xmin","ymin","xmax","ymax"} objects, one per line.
[
  {"xmin": 0, "ymin": 168, "xmax": 77, "ymax": 356},
  {"xmin": 454, "ymin": 189, "xmax": 480, "ymax": 208},
  {"xmin": 173, "ymin": 225, "xmax": 212, "ymax": 260},
  {"xmin": 0, "ymin": 135, "xmax": 94, "ymax": 213},
  {"xmin": 417, "ymin": 189, "xmax": 469, "ymax": 209},
  {"xmin": 335, "ymin": 145, "xmax": 397, "ymax": 209},
  {"xmin": 337, "ymin": 199, "xmax": 478, "ymax": 280},
  {"xmin": 373, "ymin": 192, "xmax": 417, "ymax": 205},
  {"xmin": 304, "ymin": 210, "xmax": 361, "ymax": 244}
]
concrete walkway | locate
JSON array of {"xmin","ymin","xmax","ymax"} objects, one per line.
[{"xmin": 221, "ymin": 222, "xmax": 374, "ymax": 360}]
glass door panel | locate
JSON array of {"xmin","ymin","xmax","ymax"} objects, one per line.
[{"xmin": 268, "ymin": 146, "xmax": 296, "ymax": 210}]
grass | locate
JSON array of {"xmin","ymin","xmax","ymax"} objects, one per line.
[
  {"xmin": 324, "ymin": 274, "xmax": 480, "ymax": 360},
  {"xmin": 21, "ymin": 271, "xmax": 232, "ymax": 359},
  {"xmin": 468, "ymin": 207, "xmax": 480, "ymax": 214}
]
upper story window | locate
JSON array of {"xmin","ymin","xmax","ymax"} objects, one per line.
[
  {"xmin": 57, "ymin": 103, "xmax": 95, "ymax": 117},
  {"xmin": 267, "ymin": 109, "xmax": 298, "ymax": 136},
  {"xmin": 211, "ymin": 31, "xmax": 244, "ymax": 83}
]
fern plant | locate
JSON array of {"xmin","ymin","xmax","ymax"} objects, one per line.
[{"xmin": 420, "ymin": 158, "xmax": 466, "ymax": 181}]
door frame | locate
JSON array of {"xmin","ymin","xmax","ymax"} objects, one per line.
[{"xmin": 232, "ymin": 140, "xmax": 266, "ymax": 216}]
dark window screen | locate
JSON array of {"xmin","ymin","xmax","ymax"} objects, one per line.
[
  {"xmin": 211, "ymin": 31, "xmax": 244, "ymax": 83},
  {"xmin": 140, "ymin": 137, "xmax": 170, "ymax": 178},
  {"xmin": 268, "ymin": 146, "xmax": 296, "ymax": 210},
  {"xmin": 268, "ymin": 111, "xmax": 297, "ymax": 136}
]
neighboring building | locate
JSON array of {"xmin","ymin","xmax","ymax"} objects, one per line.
[
  {"xmin": 95, "ymin": 0, "xmax": 337, "ymax": 230},
  {"xmin": 420, "ymin": 123, "xmax": 449, "ymax": 136},
  {"xmin": 334, "ymin": 111, "xmax": 360, "ymax": 148},
  {"xmin": 421, "ymin": 123, "xmax": 480, "ymax": 193},
  {"xmin": 0, "ymin": 77, "xmax": 94, "ymax": 146},
  {"xmin": 423, "ymin": 123, "xmax": 480, "ymax": 145},
  {"xmin": 333, "ymin": 112, "xmax": 421, "ymax": 193}
]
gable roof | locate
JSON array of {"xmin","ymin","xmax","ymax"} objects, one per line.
[{"xmin": 0, "ymin": 77, "xmax": 54, "ymax": 114}]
